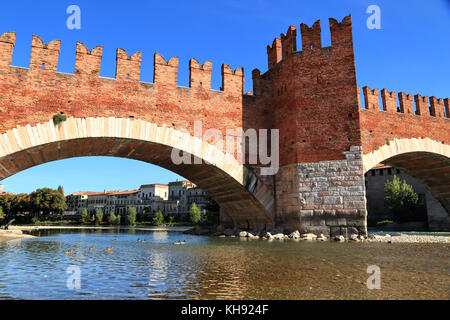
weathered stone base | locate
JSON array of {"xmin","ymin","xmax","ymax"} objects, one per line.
[{"xmin": 276, "ymin": 146, "xmax": 368, "ymax": 237}]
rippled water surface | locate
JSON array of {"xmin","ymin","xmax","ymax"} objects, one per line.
[{"xmin": 0, "ymin": 228, "xmax": 449, "ymax": 300}]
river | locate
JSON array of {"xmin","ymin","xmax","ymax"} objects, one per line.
[{"xmin": 0, "ymin": 227, "xmax": 448, "ymax": 300}]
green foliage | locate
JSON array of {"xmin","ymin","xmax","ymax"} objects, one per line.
[
  {"xmin": 53, "ymin": 114, "xmax": 67, "ymax": 125},
  {"xmin": 126, "ymin": 207, "xmax": 137, "ymax": 226},
  {"xmin": 152, "ymin": 211, "xmax": 165, "ymax": 226},
  {"xmin": 95, "ymin": 208, "xmax": 104, "ymax": 225},
  {"xmin": 57, "ymin": 185, "xmax": 65, "ymax": 195},
  {"xmin": 31, "ymin": 216, "xmax": 40, "ymax": 225},
  {"xmin": 80, "ymin": 209, "xmax": 89, "ymax": 224},
  {"xmin": 0, "ymin": 206, "xmax": 4, "ymax": 221},
  {"xmin": 384, "ymin": 176, "xmax": 420, "ymax": 223},
  {"xmin": 189, "ymin": 203, "xmax": 202, "ymax": 224},
  {"xmin": 167, "ymin": 215, "xmax": 175, "ymax": 226},
  {"xmin": 108, "ymin": 211, "xmax": 117, "ymax": 225},
  {"xmin": 376, "ymin": 220, "xmax": 394, "ymax": 227},
  {"xmin": 30, "ymin": 188, "xmax": 68, "ymax": 215}
]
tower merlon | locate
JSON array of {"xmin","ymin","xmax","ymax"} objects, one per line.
[
  {"xmin": 189, "ymin": 58, "xmax": 212, "ymax": 90},
  {"xmin": 329, "ymin": 15, "xmax": 353, "ymax": 49},
  {"xmin": 430, "ymin": 96, "xmax": 445, "ymax": 118},
  {"xmin": 221, "ymin": 64, "xmax": 244, "ymax": 95},
  {"xmin": 300, "ymin": 20, "xmax": 321, "ymax": 51},
  {"xmin": 362, "ymin": 86, "xmax": 380, "ymax": 110},
  {"xmin": 0, "ymin": 31, "xmax": 16, "ymax": 69},
  {"xmin": 398, "ymin": 92, "xmax": 414, "ymax": 115},
  {"xmin": 281, "ymin": 26, "xmax": 297, "ymax": 60},
  {"xmin": 267, "ymin": 38, "xmax": 281, "ymax": 69},
  {"xmin": 30, "ymin": 35, "xmax": 61, "ymax": 72},
  {"xmin": 75, "ymin": 42, "xmax": 103, "ymax": 76},
  {"xmin": 381, "ymin": 88, "xmax": 397, "ymax": 113},
  {"xmin": 414, "ymin": 94, "xmax": 430, "ymax": 116},
  {"xmin": 153, "ymin": 53, "xmax": 179, "ymax": 86},
  {"xmin": 115, "ymin": 48, "xmax": 142, "ymax": 81}
]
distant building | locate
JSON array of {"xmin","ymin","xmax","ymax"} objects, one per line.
[
  {"xmin": 66, "ymin": 180, "xmax": 212, "ymax": 219},
  {"xmin": 136, "ymin": 184, "xmax": 168, "ymax": 214}
]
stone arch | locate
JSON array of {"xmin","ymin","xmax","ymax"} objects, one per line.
[
  {"xmin": 0, "ymin": 117, "xmax": 275, "ymax": 229},
  {"xmin": 362, "ymin": 138, "xmax": 450, "ymax": 230}
]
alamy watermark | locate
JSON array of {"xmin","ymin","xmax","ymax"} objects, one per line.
[
  {"xmin": 170, "ymin": 121, "xmax": 279, "ymax": 176},
  {"xmin": 66, "ymin": 265, "xmax": 81, "ymax": 290},
  {"xmin": 366, "ymin": 265, "xmax": 381, "ymax": 290},
  {"xmin": 66, "ymin": 5, "xmax": 81, "ymax": 30},
  {"xmin": 367, "ymin": 5, "xmax": 381, "ymax": 30}
]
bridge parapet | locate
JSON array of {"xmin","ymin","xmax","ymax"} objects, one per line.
[
  {"xmin": 361, "ymin": 85, "xmax": 449, "ymax": 118},
  {"xmin": 0, "ymin": 31, "xmax": 245, "ymax": 96}
]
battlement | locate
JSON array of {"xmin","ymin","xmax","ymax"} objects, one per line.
[
  {"xmin": 361, "ymin": 85, "xmax": 449, "ymax": 118},
  {"xmin": 0, "ymin": 31, "xmax": 245, "ymax": 95},
  {"xmin": 265, "ymin": 15, "xmax": 353, "ymax": 70}
]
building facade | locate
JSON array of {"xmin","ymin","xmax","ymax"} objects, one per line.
[{"xmin": 66, "ymin": 180, "xmax": 210, "ymax": 219}]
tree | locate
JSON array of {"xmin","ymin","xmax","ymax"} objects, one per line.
[
  {"xmin": 0, "ymin": 194, "xmax": 15, "ymax": 213},
  {"xmin": 0, "ymin": 206, "xmax": 5, "ymax": 221},
  {"xmin": 126, "ymin": 207, "xmax": 137, "ymax": 226},
  {"xmin": 57, "ymin": 185, "xmax": 65, "ymax": 196},
  {"xmin": 384, "ymin": 175, "xmax": 420, "ymax": 223},
  {"xmin": 80, "ymin": 209, "xmax": 89, "ymax": 224},
  {"xmin": 152, "ymin": 211, "xmax": 165, "ymax": 226},
  {"xmin": 108, "ymin": 211, "xmax": 117, "ymax": 225},
  {"xmin": 30, "ymin": 188, "xmax": 67, "ymax": 215},
  {"xmin": 95, "ymin": 208, "xmax": 104, "ymax": 225},
  {"xmin": 12, "ymin": 193, "xmax": 32, "ymax": 214},
  {"xmin": 189, "ymin": 203, "xmax": 202, "ymax": 224},
  {"xmin": 203, "ymin": 196, "xmax": 220, "ymax": 225}
]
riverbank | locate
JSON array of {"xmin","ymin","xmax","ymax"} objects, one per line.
[
  {"xmin": 0, "ymin": 227, "xmax": 35, "ymax": 243},
  {"xmin": 185, "ymin": 226, "xmax": 450, "ymax": 244}
]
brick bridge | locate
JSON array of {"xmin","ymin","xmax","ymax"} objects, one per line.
[{"xmin": 0, "ymin": 15, "xmax": 448, "ymax": 235}]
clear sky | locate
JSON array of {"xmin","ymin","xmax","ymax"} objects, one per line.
[{"xmin": 0, "ymin": 0, "xmax": 449, "ymax": 194}]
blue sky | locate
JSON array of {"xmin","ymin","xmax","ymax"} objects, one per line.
[{"xmin": 0, "ymin": 0, "xmax": 449, "ymax": 194}]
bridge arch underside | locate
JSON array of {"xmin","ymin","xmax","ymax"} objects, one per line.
[
  {"xmin": 364, "ymin": 149, "xmax": 450, "ymax": 230},
  {"xmin": 0, "ymin": 137, "xmax": 274, "ymax": 230},
  {"xmin": 379, "ymin": 152, "xmax": 450, "ymax": 214}
]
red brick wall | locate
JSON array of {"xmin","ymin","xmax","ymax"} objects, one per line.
[
  {"xmin": 359, "ymin": 86, "xmax": 450, "ymax": 154},
  {"xmin": 252, "ymin": 16, "xmax": 362, "ymax": 167},
  {"xmin": 0, "ymin": 34, "xmax": 248, "ymax": 149}
]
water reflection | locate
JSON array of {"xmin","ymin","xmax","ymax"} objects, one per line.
[{"xmin": 0, "ymin": 229, "xmax": 448, "ymax": 300}]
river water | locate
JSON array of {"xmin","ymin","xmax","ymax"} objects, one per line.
[{"xmin": 0, "ymin": 228, "xmax": 448, "ymax": 300}]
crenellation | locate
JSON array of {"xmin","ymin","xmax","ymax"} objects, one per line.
[
  {"xmin": 221, "ymin": 64, "xmax": 244, "ymax": 95},
  {"xmin": 30, "ymin": 35, "xmax": 61, "ymax": 72},
  {"xmin": 189, "ymin": 58, "xmax": 212, "ymax": 90},
  {"xmin": 153, "ymin": 53, "xmax": 179, "ymax": 86},
  {"xmin": 414, "ymin": 94, "xmax": 430, "ymax": 116},
  {"xmin": 329, "ymin": 15, "xmax": 353, "ymax": 50},
  {"xmin": 267, "ymin": 38, "xmax": 281, "ymax": 69},
  {"xmin": 430, "ymin": 97, "xmax": 445, "ymax": 118},
  {"xmin": 281, "ymin": 26, "xmax": 297, "ymax": 60},
  {"xmin": 75, "ymin": 42, "xmax": 103, "ymax": 76},
  {"xmin": 398, "ymin": 92, "xmax": 414, "ymax": 115},
  {"xmin": 381, "ymin": 89, "xmax": 397, "ymax": 113},
  {"xmin": 300, "ymin": 20, "xmax": 321, "ymax": 51},
  {"xmin": 362, "ymin": 86, "xmax": 379, "ymax": 110},
  {"xmin": 115, "ymin": 48, "xmax": 142, "ymax": 81},
  {"xmin": 0, "ymin": 31, "xmax": 16, "ymax": 69}
]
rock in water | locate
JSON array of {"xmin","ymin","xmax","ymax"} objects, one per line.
[{"xmin": 238, "ymin": 231, "xmax": 248, "ymax": 238}]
